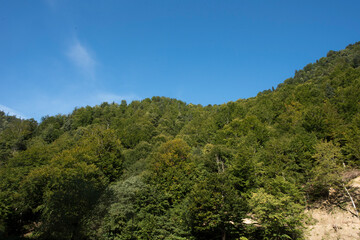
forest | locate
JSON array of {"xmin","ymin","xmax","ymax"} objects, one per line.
[{"xmin": 1, "ymin": 42, "xmax": 360, "ymax": 240}]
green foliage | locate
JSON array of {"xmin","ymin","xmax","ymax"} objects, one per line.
[
  {"xmin": 1, "ymin": 42, "xmax": 360, "ymax": 239},
  {"xmin": 24, "ymin": 162, "xmax": 105, "ymax": 240},
  {"xmin": 82, "ymin": 176, "xmax": 146, "ymax": 240},
  {"xmin": 149, "ymin": 139, "xmax": 195, "ymax": 203},
  {"xmin": 344, "ymin": 113, "xmax": 360, "ymax": 164},
  {"xmin": 306, "ymin": 140, "xmax": 344, "ymax": 199},
  {"xmin": 37, "ymin": 115, "xmax": 67, "ymax": 143},
  {"xmin": 217, "ymin": 115, "xmax": 270, "ymax": 148},
  {"xmin": 0, "ymin": 112, "xmax": 37, "ymax": 163},
  {"xmin": 184, "ymin": 174, "xmax": 246, "ymax": 240},
  {"xmin": 248, "ymin": 186, "xmax": 305, "ymax": 240}
]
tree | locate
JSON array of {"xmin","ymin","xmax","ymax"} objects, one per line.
[
  {"xmin": 184, "ymin": 174, "xmax": 245, "ymax": 240},
  {"xmin": 248, "ymin": 187, "xmax": 305, "ymax": 240},
  {"xmin": 149, "ymin": 139, "xmax": 194, "ymax": 203},
  {"xmin": 248, "ymin": 176, "xmax": 305, "ymax": 240},
  {"xmin": 306, "ymin": 140, "xmax": 343, "ymax": 199},
  {"xmin": 82, "ymin": 176, "xmax": 146, "ymax": 240},
  {"xmin": 344, "ymin": 113, "xmax": 360, "ymax": 164}
]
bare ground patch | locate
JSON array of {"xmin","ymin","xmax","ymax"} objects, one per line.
[{"xmin": 306, "ymin": 171, "xmax": 360, "ymax": 240}]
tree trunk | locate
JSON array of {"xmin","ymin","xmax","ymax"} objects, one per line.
[
  {"xmin": 222, "ymin": 229, "xmax": 226, "ymax": 240},
  {"xmin": 343, "ymin": 183, "xmax": 359, "ymax": 218}
]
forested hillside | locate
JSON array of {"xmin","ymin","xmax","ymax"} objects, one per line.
[{"xmin": 1, "ymin": 42, "xmax": 360, "ymax": 240}]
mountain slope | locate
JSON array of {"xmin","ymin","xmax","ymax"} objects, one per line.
[{"xmin": 1, "ymin": 42, "xmax": 360, "ymax": 240}]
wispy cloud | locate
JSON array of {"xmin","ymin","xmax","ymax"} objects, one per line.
[
  {"xmin": 97, "ymin": 93, "xmax": 140, "ymax": 104},
  {"xmin": 66, "ymin": 39, "xmax": 96, "ymax": 79},
  {"xmin": 0, "ymin": 104, "xmax": 27, "ymax": 119}
]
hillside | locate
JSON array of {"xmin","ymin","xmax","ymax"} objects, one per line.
[{"xmin": 1, "ymin": 42, "xmax": 360, "ymax": 240}]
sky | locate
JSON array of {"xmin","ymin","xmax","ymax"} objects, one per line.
[{"xmin": 1, "ymin": 0, "xmax": 360, "ymax": 121}]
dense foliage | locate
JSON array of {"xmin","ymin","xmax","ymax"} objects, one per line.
[{"xmin": 1, "ymin": 42, "xmax": 360, "ymax": 239}]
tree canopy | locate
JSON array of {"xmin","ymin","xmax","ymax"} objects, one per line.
[{"xmin": 1, "ymin": 42, "xmax": 360, "ymax": 239}]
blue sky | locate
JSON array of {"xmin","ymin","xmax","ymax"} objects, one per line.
[{"xmin": 1, "ymin": 0, "xmax": 360, "ymax": 121}]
